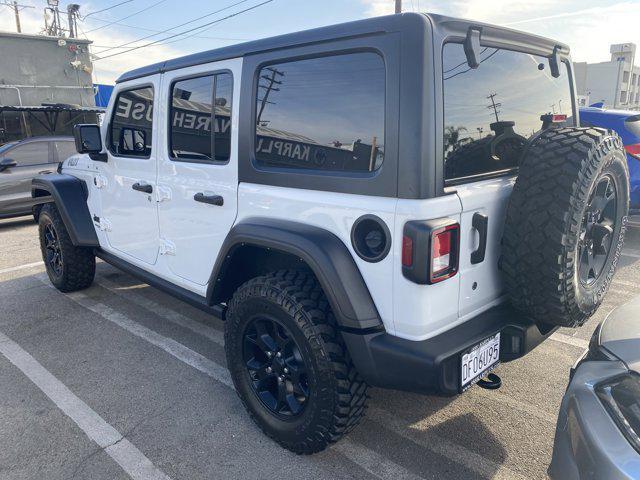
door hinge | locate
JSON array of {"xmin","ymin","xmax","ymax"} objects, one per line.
[
  {"xmin": 94, "ymin": 216, "xmax": 112, "ymax": 232},
  {"xmin": 159, "ymin": 238, "xmax": 176, "ymax": 256},
  {"xmin": 155, "ymin": 186, "xmax": 172, "ymax": 203},
  {"xmin": 93, "ymin": 175, "xmax": 108, "ymax": 189}
]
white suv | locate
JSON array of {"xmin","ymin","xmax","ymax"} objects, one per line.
[{"xmin": 32, "ymin": 13, "xmax": 629, "ymax": 454}]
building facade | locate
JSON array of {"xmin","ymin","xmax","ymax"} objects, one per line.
[
  {"xmin": 574, "ymin": 43, "xmax": 640, "ymax": 109},
  {"xmin": 0, "ymin": 32, "xmax": 95, "ymax": 107}
]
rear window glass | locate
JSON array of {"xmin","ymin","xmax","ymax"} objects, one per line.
[
  {"xmin": 254, "ymin": 52, "xmax": 385, "ymax": 173},
  {"xmin": 443, "ymin": 44, "xmax": 573, "ymax": 182}
]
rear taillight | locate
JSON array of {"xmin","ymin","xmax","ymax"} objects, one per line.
[
  {"xmin": 401, "ymin": 219, "xmax": 460, "ymax": 284},
  {"xmin": 625, "ymin": 144, "xmax": 640, "ymax": 160},
  {"xmin": 430, "ymin": 224, "xmax": 460, "ymax": 283}
]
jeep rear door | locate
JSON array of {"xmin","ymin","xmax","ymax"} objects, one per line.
[
  {"xmin": 441, "ymin": 42, "xmax": 574, "ymax": 319},
  {"xmin": 156, "ymin": 58, "xmax": 241, "ymax": 287}
]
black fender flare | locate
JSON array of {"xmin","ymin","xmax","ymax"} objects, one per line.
[
  {"xmin": 32, "ymin": 174, "xmax": 99, "ymax": 247},
  {"xmin": 207, "ymin": 219, "xmax": 383, "ymax": 331}
]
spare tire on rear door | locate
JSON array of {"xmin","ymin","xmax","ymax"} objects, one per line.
[{"xmin": 502, "ymin": 127, "xmax": 629, "ymax": 328}]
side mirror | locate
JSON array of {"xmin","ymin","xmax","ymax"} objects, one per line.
[
  {"xmin": 73, "ymin": 124, "xmax": 103, "ymax": 154},
  {"xmin": 0, "ymin": 158, "xmax": 17, "ymax": 172}
]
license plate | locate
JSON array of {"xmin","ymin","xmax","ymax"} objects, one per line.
[{"xmin": 460, "ymin": 333, "xmax": 500, "ymax": 391}]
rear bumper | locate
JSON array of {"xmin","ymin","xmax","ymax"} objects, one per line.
[{"xmin": 342, "ymin": 303, "xmax": 556, "ymax": 395}]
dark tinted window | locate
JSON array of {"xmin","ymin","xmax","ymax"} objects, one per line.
[
  {"xmin": 55, "ymin": 141, "xmax": 76, "ymax": 162},
  {"xmin": 254, "ymin": 52, "xmax": 385, "ymax": 172},
  {"xmin": 109, "ymin": 86, "xmax": 153, "ymax": 157},
  {"xmin": 169, "ymin": 73, "xmax": 232, "ymax": 162},
  {"xmin": 443, "ymin": 44, "xmax": 573, "ymax": 182},
  {"xmin": 5, "ymin": 141, "xmax": 49, "ymax": 166}
]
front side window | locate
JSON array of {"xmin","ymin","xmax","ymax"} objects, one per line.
[
  {"xmin": 5, "ymin": 141, "xmax": 49, "ymax": 166},
  {"xmin": 169, "ymin": 72, "xmax": 233, "ymax": 162},
  {"xmin": 109, "ymin": 86, "xmax": 154, "ymax": 157},
  {"xmin": 254, "ymin": 52, "xmax": 385, "ymax": 173},
  {"xmin": 443, "ymin": 44, "xmax": 573, "ymax": 182}
]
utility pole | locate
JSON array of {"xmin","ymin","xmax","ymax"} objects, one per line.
[
  {"xmin": 395, "ymin": 0, "xmax": 401, "ymax": 13},
  {"xmin": 486, "ymin": 93, "xmax": 501, "ymax": 123},
  {"xmin": 0, "ymin": 1, "xmax": 34, "ymax": 33},
  {"xmin": 257, "ymin": 67, "xmax": 284, "ymax": 125}
]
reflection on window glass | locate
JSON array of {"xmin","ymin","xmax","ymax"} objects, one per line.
[
  {"xmin": 110, "ymin": 87, "xmax": 154, "ymax": 157},
  {"xmin": 443, "ymin": 44, "xmax": 572, "ymax": 181},
  {"xmin": 6, "ymin": 142, "xmax": 49, "ymax": 166},
  {"xmin": 171, "ymin": 75, "xmax": 214, "ymax": 160},
  {"xmin": 169, "ymin": 72, "xmax": 232, "ymax": 162},
  {"xmin": 254, "ymin": 52, "xmax": 385, "ymax": 172}
]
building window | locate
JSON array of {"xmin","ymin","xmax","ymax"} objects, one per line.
[
  {"xmin": 169, "ymin": 72, "xmax": 233, "ymax": 163},
  {"xmin": 254, "ymin": 52, "xmax": 385, "ymax": 173},
  {"xmin": 633, "ymin": 73, "xmax": 637, "ymax": 86},
  {"xmin": 109, "ymin": 86, "xmax": 154, "ymax": 157},
  {"xmin": 620, "ymin": 91, "xmax": 627, "ymax": 103},
  {"xmin": 623, "ymin": 71, "xmax": 630, "ymax": 83},
  {"xmin": 636, "ymin": 92, "xmax": 639, "ymax": 103}
]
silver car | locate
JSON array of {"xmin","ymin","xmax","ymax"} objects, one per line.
[
  {"xmin": 0, "ymin": 136, "xmax": 76, "ymax": 219},
  {"xmin": 550, "ymin": 295, "xmax": 640, "ymax": 479}
]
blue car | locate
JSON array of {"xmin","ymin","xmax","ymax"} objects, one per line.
[{"xmin": 580, "ymin": 105, "xmax": 640, "ymax": 213}]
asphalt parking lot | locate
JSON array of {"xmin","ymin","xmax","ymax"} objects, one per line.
[{"xmin": 1, "ymin": 216, "xmax": 639, "ymax": 480}]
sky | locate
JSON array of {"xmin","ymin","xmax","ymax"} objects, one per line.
[{"xmin": 1, "ymin": 0, "xmax": 639, "ymax": 84}]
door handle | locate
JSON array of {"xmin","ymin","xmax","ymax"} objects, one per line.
[
  {"xmin": 194, "ymin": 192, "xmax": 223, "ymax": 206},
  {"xmin": 132, "ymin": 182, "xmax": 153, "ymax": 194},
  {"xmin": 38, "ymin": 170, "xmax": 53, "ymax": 174},
  {"xmin": 471, "ymin": 212, "xmax": 488, "ymax": 265}
]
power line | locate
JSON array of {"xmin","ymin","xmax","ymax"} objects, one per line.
[
  {"xmin": 81, "ymin": 0, "xmax": 135, "ymax": 19},
  {"xmin": 84, "ymin": 0, "xmax": 168, "ymax": 34},
  {"xmin": 93, "ymin": 0, "xmax": 273, "ymax": 61},
  {"xmin": 90, "ymin": 0, "xmax": 254, "ymax": 54},
  {"xmin": 87, "ymin": 20, "xmax": 249, "ymax": 43}
]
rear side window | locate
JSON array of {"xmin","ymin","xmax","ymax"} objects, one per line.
[
  {"xmin": 443, "ymin": 44, "xmax": 573, "ymax": 183},
  {"xmin": 109, "ymin": 86, "xmax": 154, "ymax": 157},
  {"xmin": 169, "ymin": 72, "xmax": 233, "ymax": 162},
  {"xmin": 5, "ymin": 141, "xmax": 49, "ymax": 166},
  {"xmin": 254, "ymin": 52, "xmax": 385, "ymax": 173}
]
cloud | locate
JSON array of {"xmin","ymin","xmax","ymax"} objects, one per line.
[{"xmin": 359, "ymin": 0, "xmax": 640, "ymax": 64}]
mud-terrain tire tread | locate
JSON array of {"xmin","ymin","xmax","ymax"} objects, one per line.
[
  {"xmin": 502, "ymin": 127, "xmax": 629, "ymax": 328},
  {"xmin": 225, "ymin": 270, "xmax": 368, "ymax": 454},
  {"xmin": 38, "ymin": 203, "xmax": 95, "ymax": 292}
]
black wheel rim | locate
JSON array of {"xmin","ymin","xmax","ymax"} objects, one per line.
[
  {"xmin": 44, "ymin": 223, "xmax": 63, "ymax": 277},
  {"xmin": 578, "ymin": 175, "xmax": 617, "ymax": 286},
  {"xmin": 242, "ymin": 317, "xmax": 309, "ymax": 418}
]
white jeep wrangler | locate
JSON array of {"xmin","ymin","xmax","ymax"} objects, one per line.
[{"xmin": 32, "ymin": 13, "xmax": 629, "ymax": 454}]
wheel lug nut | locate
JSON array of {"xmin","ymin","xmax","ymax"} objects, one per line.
[
  {"xmin": 283, "ymin": 368, "xmax": 289, "ymax": 374},
  {"xmin": 266, "ymin": 351, "xmax": 272, "ymax": 357},
  {"xmin": 276, "ymin": 352, "xmax": 282, "ymax": 358},
  {"xmin": 266, "ymin": 367, "xmax": 272, "ymax": 373}
]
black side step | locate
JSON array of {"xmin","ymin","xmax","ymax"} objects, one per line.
[{"xmin": 95, "ymin": 249, "xmax": 226, "ymax": 320}]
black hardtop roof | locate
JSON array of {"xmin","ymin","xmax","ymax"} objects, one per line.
[{"xmin": 116, "ymin": 12, "xmax": 569, "ymax": 84}]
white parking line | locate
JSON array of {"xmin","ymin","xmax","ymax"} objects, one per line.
[
  {"xmin": 92, "ymin": 274, "xmax": 537, "ymax": 478},
  {"xmin": 0, "ymin": 261, "xmax": 44, "ymax": 275},
  {"xmin": 622, "ymin": 249, "xmax": 640, "ymax": 259},
  {"xmin": 550, "ymin": 332, "xmax": 589, "ymax": 349},
  {"xmin": 36, "ymin": 281, "xmax": 433, "ymax": 480},
  {"xmin": 96, "ymin": 277, "xmax": 224, "ymax": 345},
  {"xmin": 0, "ymin": 331, "xmax": 171, "ymax": 480}
]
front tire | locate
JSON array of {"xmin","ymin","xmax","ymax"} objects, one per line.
[
  {"xmin": 38, "ymin": 203, "xmax": 95, "ymax": 292},
  {"xmin": 225, "ymin": 270, "xmax": 367, "ymax": 454}
]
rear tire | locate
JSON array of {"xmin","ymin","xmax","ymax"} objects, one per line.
[
  {"xmin": 38, "ymin": 203, "xmax": 95, "ymax": 292},
  {"xmin": 225, "ymin": 270, "xmax": 367, "ymax": 454},
  {"xmin": 502, "ymin": 127, "xmax": 629, "ymax": 328}
]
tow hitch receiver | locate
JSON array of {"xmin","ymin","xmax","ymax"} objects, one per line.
[{"xmin": 477, "ymin": 373, "xmax": 502, "ymax": 390}]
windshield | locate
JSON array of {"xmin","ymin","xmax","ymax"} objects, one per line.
[{"xmin": 443, "ymin": 43, "xmax": 573, "ymax": 182}]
